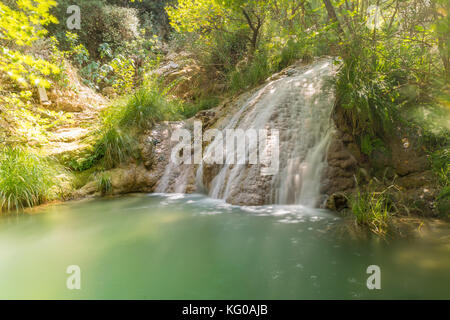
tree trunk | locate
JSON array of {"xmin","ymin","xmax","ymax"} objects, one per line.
[
  {"xmin": 242, "ymin": 8, "xmax": 263, "ymax": 51},
  {"xmin": 322, "ymin": 0, "xmax": 344, "ymax": 35}
]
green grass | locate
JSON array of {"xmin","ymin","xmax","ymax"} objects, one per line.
[
  {"xmin": 93, "ymin": 126, "xmax": 137, "ymax": 169},
  {"xmin": 73, "ymin": 84, "xmax": 184, "ymax": 172},
  {"xmin": 229, "ymin": 51, "xmax": 271, "ymax": 93},
  {"xmin": 116, "ymin": 87, "xmax": 180, "ymax": 130},
  {"xmin": 431, "ymin": 147, "xmax": 450, "ymax": 218},
  {"xmin": 95, "ymin": 171, "xmax": 112, "ymax": 195},
  {"xmin": 227, "ymin": 38, "xmax": 314, "ymax": 94},
  {"xmin": 350, "ymin": 182, "xmax": 395, "ymax": 236},
  {"xmin": 0, "ymin": 146, "xmax": 58, "ymax": 212}
]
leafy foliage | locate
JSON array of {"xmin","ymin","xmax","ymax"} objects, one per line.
[
  {"xmin": 75, "ymin": 82, "xmax": 182, "ymax": 171},
  {"xmin": 0, "ymin": 146, "xmax": 58, "ymax": 212},
  {"xmin": 0, "ymin": 0, "xmax": 60, "ymax": 87}
]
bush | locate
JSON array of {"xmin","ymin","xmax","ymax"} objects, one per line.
[
  {"xmin": 49, "ymin": 1, "xmax": 139, "ymax": 58},
  {"xmin": 431, "ymin": 148, "xmax": 450, "ymax": 217},
  {"xmin": 0, "ymin": 146, "xmax": 58, "ymax": 212}
]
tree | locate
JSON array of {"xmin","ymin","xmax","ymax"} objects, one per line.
[
  {"xmin": 322, "ymin": 0, "xmax": 344, "ymax": 35},
  {"xmin": 0, "ymin": 0, "xmax": 60, "ymax": 88},
  {"xmin": 433, "ymin": 0, "xmax": 450, "ymax": 78},
  {"xmin": 166, "ymin": 0, "xmax": 270, "ymax": 51}
]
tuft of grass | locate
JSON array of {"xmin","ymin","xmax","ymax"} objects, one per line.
[
  {"xmin": 95, "ymin": 171, "xmax": 112, "ymax": 195},
  {"xmin": 116, "ymin": 87, "xmax": 180, "ymax": 130},
  {"xmin": 350, "ymin": 181, "xmax": 396, "ymax": 236},
  {"xmin": 93, "ymin": 126, "xmax": 137, "ymax": 170},
  {"xmin": 0, "ymin": 146, "xmax": 58, "ymax": 212},
  {"xmin": 431, "ymin": 148, "xmax": 450, "ymax": 217}
]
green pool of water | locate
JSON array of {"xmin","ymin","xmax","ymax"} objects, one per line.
[{"xmin": 0, "ymin": 193, "xmax": 448, "ymax": 299}]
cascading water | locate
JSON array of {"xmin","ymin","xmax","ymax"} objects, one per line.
[
  {"xmin": 156, "ymin": 58, "xmax": 337, "ymax": 207},
  {"xmin": 198, "ymin": 57, "xmax": 337, "ymax": 206}
]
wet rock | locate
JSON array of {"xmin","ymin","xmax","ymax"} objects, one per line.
[
  {"xmin": 109, "ymin": 164, "xmax": 158, "ymax": 195},
  {"xmin": 325, "ymin": 193, "xmax": 349, "ymax": 211},
  {"xmin": 323, "ymin": 136, "xmax": 358, "ymax": 195},
  {"xmin": 74, "ymin": 181, "xmax": 97, "ymax": 198}
]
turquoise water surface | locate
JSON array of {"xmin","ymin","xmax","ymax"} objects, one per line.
[{"xmin": 0, "ymin": 193, "xmax": 448, "ymax": 299}]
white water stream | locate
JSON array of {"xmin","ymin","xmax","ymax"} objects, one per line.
[{"xmin": 157, "ymin": 58, "xmax": 337, "ymax": 207}]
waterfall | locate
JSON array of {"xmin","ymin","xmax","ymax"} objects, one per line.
[
  {"xmin": 198, "ymin": 57, "xmax": 337, "ymax": 206},
  {"xmin": 156, "ymin": 58, "xmax": 337, "ymax": 207},
  {"xmin": 154, "ymin": 122, "xmax": 195, "ymax": 194}
]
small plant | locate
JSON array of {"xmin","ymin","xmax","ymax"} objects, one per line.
[
  {"xmin": 0, "ymin": 146, "xmax": 58, "ymax": 212},
  {"xmin": 93, "ymin": 126, "xmax": 137, "ymax": 170},
  {"xmin": 431, "ymin": 148, "xmax": 450, "ymax": 217},
  {"xmin": 118, "ymin": 87, "xmax": 173, "ymax": 130},
  {"xmin": 96, "ymin": 171, "xmax": 112, "ymax": 195},
  {"xmin": 66, "ymin": 31, "xmax": 90, "ymax": 67},
  {"xmin": 350, "ymin": 181, "xmax": 396, "ymax": 236}
]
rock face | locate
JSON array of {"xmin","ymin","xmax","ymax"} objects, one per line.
[
  {"xmin": 324, "ymin": 96, "xmax": 438, "ymax": 216},
  {"xmin": 322, "ymin": 134, "xmax": 358, "ymax": 196}
]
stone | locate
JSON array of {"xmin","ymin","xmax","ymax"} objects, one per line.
[
  {"xmin": 325, "ymin": 193, "xmax": 348, "ymax": 211},
  {"xmin": 102, "ymin": 86, "xmax": 115, "ymax": 97},
  {"xmin": 396, "ymin": 171, "xmax": 435, "ymax": 189}
]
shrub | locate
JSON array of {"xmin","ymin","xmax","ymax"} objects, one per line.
[
  {"xmin": 49, "ymin": 1, "xmax": 139, "ymax": 58},
  {"xmin": 71, "ymin": 83, "xmax": 182, "ymax": 172},
  {"xmin": 0, "ymin": 146, "xmax": 58, "ymax": 212}
]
